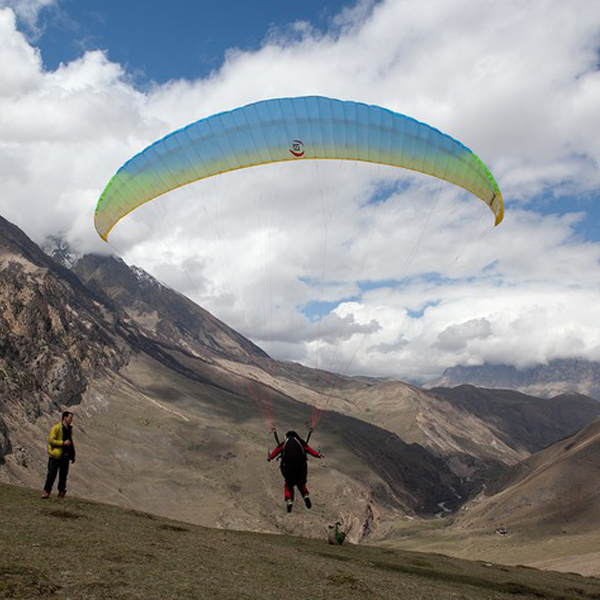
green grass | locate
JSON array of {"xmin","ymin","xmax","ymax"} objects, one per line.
[{"xmin": 1, "ymin": 483, "xmax": 600, "ymax": 600}]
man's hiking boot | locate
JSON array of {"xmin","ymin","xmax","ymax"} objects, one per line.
[
  {"xmin": 303, "ymin": 495, "xmax": 312, "ymax": 509},
  {"xmin": 57, "ymin": 490, "xmax": 66, "ymax": 499},
  {"xmin": 41, "ymin": 490, "xmax": 50, "ymax": 499},
  {"xmin": 286, "ymin": 499, "xmax": 293, "ymax": 513}
]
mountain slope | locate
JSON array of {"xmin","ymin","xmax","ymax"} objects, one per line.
[
  {"xmin": 72, "ymin": 253, "xmax": 267, "ymax": 362},
  {"xmin": 376, "ymin": 417, "xmax": 600, "ymax": 576},
  {"xmin": 456, "ymin": 416, "xmax": 600, "ymax": 536},
  {"xmin": 392, "ymin": 416, "xmax": 600, "ymax": 575},
  {"xmin": 430, "ymin": 385, "xmax": 600, "ymax": 454}
]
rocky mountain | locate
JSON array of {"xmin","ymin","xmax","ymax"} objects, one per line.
[
  {"xmin": 71, "ymin": 253, "xmax": 267, "ymax": 363},
  {"xmin": 428, "ymin": 360, "xmax": 600, "ymax": 400},
  {"xmin": 42, "ymin": 235, "xmax": 82, "ymax": 269},
  {"xmin": 0, "ymin": 215, "xmax": 126, "ymax": 466},
  {"xmin": 3, "ymin": 217, "xmax": 600, "ymax": 543},
  {"xmin": 451, "ymin": 415, "xmax": 600, "ymax": 576}
]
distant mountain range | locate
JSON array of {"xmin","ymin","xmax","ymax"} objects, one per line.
[
  {"xmin": 427, "ymin": 360, "xmax": 600, "ymax": 400},
  {"xmin": 2, "ymin": 212, "xmax": 600, "ymax": 548}
]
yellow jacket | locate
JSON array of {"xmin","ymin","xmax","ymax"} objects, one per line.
[{"xmin": 47, "ymin": 422, "xmax": 74, "ymax": 459}]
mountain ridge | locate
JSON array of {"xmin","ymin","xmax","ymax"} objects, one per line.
[{"xmin": 428, "ymin": 360, "xmax": 600, "ymax": 400}]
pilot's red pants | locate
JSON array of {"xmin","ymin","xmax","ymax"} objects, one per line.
[{"xmin": 284, "ymin": 480, "xmax": 309, "ymax": 501}]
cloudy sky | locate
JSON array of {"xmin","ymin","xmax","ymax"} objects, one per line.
[{"xmin": 1, "ymin": 0, "xmax": 600, "ymax": 383}]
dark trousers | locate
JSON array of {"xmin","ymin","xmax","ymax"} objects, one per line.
[{"xmin": 44, "ymin": 456, "xmax": 70, "ymax": 493}]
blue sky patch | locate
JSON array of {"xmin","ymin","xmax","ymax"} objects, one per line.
[{"xmin": 28, "ymin": 0, "xmax": 356, "ymax": 83}]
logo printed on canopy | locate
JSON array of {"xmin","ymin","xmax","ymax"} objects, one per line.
[{"xmin": 289, "ymin": 140, "xmax": 305, "ymax": 157}]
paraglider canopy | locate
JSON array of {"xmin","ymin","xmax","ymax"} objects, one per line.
[{"xmin": 94, "ymin": 96, "xmax": 503, "ymax": 241}]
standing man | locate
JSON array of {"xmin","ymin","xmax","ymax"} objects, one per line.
[{"xmin": 42, "ymin": 411, "xmax": 76, "ymax": 499}]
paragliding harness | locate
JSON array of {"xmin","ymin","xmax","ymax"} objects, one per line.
[
  {"xmin": 271, "ymin": 427, "xmax": 313, "ymax": 448},
  {"xmin": 272, "ymin": 428, "xmax": 313, "ymax": 482}
]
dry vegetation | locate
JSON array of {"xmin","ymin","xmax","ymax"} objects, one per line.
[{"xmin": 2, "ymin": 483, "xmax": 600, "ymax": 600}]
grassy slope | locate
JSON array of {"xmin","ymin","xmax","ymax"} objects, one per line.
[
  {"xmin": 2, "ymin": 484, "xmax": 600, "ymax": 600},
  {"xmin": 380, "ymin": 517, "xmax": 600, "ymax": 577}
]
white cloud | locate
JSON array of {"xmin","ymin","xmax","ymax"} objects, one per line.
[
  {"xmin": 0, "ymin": 0, "xmax": 55, "ymax": 31},
  {"xmin": 1, "ymin": 1, "xmax": 600, "ymax": 381},
  {"xmin": 0, "ymin": 8, "xmax": 42, "ymax": 93}
]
